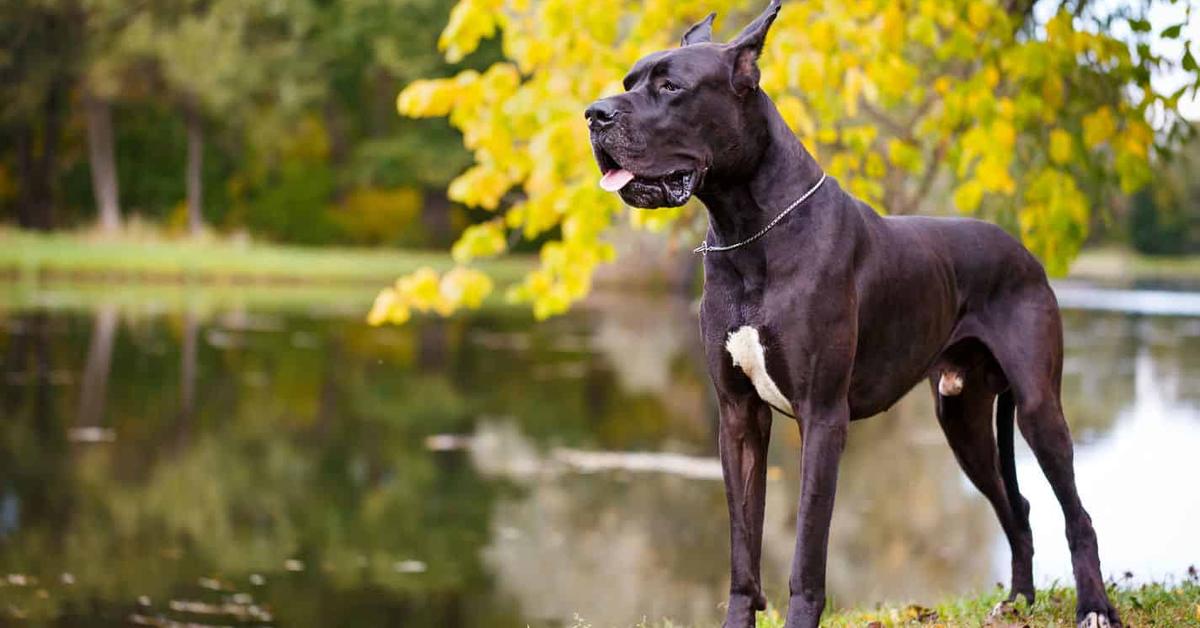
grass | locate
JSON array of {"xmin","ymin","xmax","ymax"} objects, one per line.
[
  {"xmin": 580, "ymin": 580, "xmax": 1200, "ymax": 627},
  {"xmin": 4, "ymin": 229, "xmax": 1200, "ymax": 288},
  {"xmin": 803, "ymin": 580, "xmax": 1200, "ymax": 627},
  {"xmin": 0, "ymin": 228, "xmax": 532, "ymax": 285}
]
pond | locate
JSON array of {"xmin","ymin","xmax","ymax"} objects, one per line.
[{"xmin": 1, "ymin": 281, "xmax": 1198, "ymax": 627}]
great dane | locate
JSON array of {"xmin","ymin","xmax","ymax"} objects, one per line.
[{"xmin": 584, "ymin": 2, "xmax": 1119, "ymax": 627}]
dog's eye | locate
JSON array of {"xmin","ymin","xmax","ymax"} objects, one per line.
[{"xmin": 659, "ymin": 80, "xmax": 681, "ymax": 93}]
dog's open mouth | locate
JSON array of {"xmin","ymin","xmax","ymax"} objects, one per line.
[{"xmin": 594, "ymin": 147, "xmax": 698, "ymax": 208}]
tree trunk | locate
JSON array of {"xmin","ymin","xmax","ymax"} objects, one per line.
[
  {"xmin": 14, "ymin": 78, "xmax": 66, "ymax": 231},
  {"xmin": 84, "ymin": 92, "xmax": 121, "ymax": 233},
  {"xmin": 77, "ymin": 304, "xmax": 118, "ymax": 428},
  {"xmin": 421, "ymin": 190, "xmax": 454, "ymax": 246},
  {"xmin": 184, "ymin": 101, "xmax": 205, "ymax": 237},
  {"xmin": 176, "ymin": 306, "xmax": 198, "ymax": 448}
]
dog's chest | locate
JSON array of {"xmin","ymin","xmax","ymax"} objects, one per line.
[{"xmin": 703, "ymin": 256, "xmax": 797, "ymax": 415}]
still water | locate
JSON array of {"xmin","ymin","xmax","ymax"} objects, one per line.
[{"xmin": 1, "ymin": 282, "xmax": 1197, "ymax": 626}]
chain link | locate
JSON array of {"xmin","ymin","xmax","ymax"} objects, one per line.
[{"xmin": 693, "ymin": 172, "xmax": 827, "ymax": 255}]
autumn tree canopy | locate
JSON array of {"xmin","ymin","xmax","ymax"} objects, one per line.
[{"xmin": 369, "ymin": 0, "xmax": 1199, "ymax": 325}]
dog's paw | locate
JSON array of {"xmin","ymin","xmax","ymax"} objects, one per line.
[{"xmin": 1078, "ymin": 611, "xmax": 1112, "ymax": 628}]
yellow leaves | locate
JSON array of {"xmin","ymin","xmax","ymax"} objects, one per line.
[
  {"xmin": 1044, "ymin": 10, "xmax": 1076, "ymax": 48},
  {"xmin": 880, "ymin": 4, "xmax": 905, "ymax": 48},
  {"xmin": 448, "ymin": 165, "xmax": 514, "ymax": 210},
  {"xmin": 452, "ymin": 220, "xmax": 508, "ymax": 263},
  {"xmin": 442, "ymin": 267, "xmax": 495, "ymax": 309},
  {"xmin": 841, "ymin": 125, "xmax": 879, "ymax": 154},
  {"xmin": 439, "ymin": 0, "xmax": 502, "ymax": 63},
  {"xmin": 808, "ymin": 21, "xmax": 837, "ymax": 55},
  {"xmin": 887, "ymin": 139, "xmax": 923, "ymax": 174},
  {"xmin": 955, "ymin": 116, "xmax": 1015, "ymax": 203},
  {"xmin": 1018, "ymin": 168, "xmax": 1089, "ymax": 276},
  {"xmin": 397, "ymin": 78, "xmax": 461, "ymax": 118},
  {"xmin": 983, "ymin": 66, "xmax": 1000, "ymax": 89},
  {"xmin": 367, "ymin": 286, "xmax": 410, "ymax": 326},
  {"xmin": 1082, "ymin": 107, "xmax": 1116, "ymax": 149},
  {"xmin": 1113, "ymin": 120, "xmax": 1154, "ymax": 193},
  {"xmin": 1049, "ymin": 129, "xmax": 1074, "ymax": 165},
  {"xmin": 375, "ymin": 0, "xmax": 1188, "ymax": 323},
  {"xmin": 967, "ymin": 3, "xmax": 992, "ymax": 32},
  {"xmin": 367, "ymin": 266, "xmax": 495, "ymax": 326},
  {"xmin": 976, "ymin": 156, "xmax": 1015, "ymax": 194},
  {"xmin": 1118, "ymin": 120, "xmax": 1152, "ymax": 159},
  {"xmin": 509, "ymin": 238, "xmax": 612, "ymax": 320},
  {"xmin": 991, "ymin": 119, "xmax": 1016, "ymax": 151},
  {"xmin": 1041, "ymin": 77, "xmax": 1064, "ymax": 110},
  {"xmin": 869, "ymin": 55, "xmax": 918, "ymax": 103},
  {"xmin": 776, "ymin": 96, "xmax": 816, "ymax": 138},
  {"xmin": 953, "ymin": 180, "xmax": 985, "ymax": 213},
  {"xmin": 1115, "ymin": 150, "xmax": 1152, "ymax": 194}
]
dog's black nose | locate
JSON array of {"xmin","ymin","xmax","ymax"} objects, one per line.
[{"xmin": 585, "ymin": 99, "xmax": 620, "ymax": 130}]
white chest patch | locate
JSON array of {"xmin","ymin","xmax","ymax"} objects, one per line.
[{"xmin": 725, "ymin": 326, "xmax": 794, "ymax": 415}]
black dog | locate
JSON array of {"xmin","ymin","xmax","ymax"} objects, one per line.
[{"xmin": 585, "ymin": 2, "xmax": 1119, "ymax": 627}]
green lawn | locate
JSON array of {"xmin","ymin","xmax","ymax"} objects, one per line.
[
  {"xmin": 606, "ymin": 581, "xmax": 1200, "ymax": 627},
  {"xmin": 0, "ymin": 228, "xmax": 531, "ymax": 285},
  {"xmin": 804, "ymin": 581, "xmax": 1200, "ymax": 627},
  {"xmin": 4, "ymin": 229, "xmax": 1200, "ymax": 288}
]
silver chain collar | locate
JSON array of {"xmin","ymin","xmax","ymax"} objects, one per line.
[{"xmin": 693, "ymin": 172, "xmax": 827, "ymax": 255}]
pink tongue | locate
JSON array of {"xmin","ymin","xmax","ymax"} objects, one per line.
[{"xmin": 599, "ymin": 169, "xmax": 635, "ymax": 192}]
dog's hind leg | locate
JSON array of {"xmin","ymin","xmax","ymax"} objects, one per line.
[
  {"xmin": 931, "ymin": 371, "xmax": 1034, "ymax": 605},
  {"xmin": 984, "ymin": 297, "xmax": 1121, "ymax": 627},
  {"xmin": 1011, "ymin": 389, "xmax": 1120, "ymax": 626}
]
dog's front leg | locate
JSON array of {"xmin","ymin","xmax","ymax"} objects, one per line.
[
  {"xmin": 717, "ymin": 393, "xmax": 773, "ymax": 628},
  {"xmin": 785, "ymin": 402, "xmax": 849, "ymax": 628}
]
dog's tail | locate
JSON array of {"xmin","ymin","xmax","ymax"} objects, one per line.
[{"xmin": 996, "ymin": 389, "xmax": 1023, "ymax": 517}]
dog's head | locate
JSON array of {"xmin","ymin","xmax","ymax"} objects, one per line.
[{"xmin": 585, "ymin": 0, "xmax": 781, "ymax": 208}]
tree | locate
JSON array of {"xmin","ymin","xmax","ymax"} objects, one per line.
[
  {"xmin": 82, "ymin": 89, "xmax": 121, "ymax": 232},
  {"xmin": 76, "ymin": 0, "xmax": 140, "ymax": 233},
  {"xmin": 0, "ymin": 0, "xmax": 83, "ymax": 231},
  {"xmin": 106, "ymin": 0, "xmax": 321, "ymax": 236},
  {"xmin": 368, "ymin": 0, "xmax": 1199, "ymax": 325},
  {"xmin": 1129, "ymin": 124, "xmax": 1200, "ymax": 255}
]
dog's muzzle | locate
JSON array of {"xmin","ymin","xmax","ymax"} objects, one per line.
[{"xmin": 589, "ymin": 138, "xmax": 700, "ymax": 209}]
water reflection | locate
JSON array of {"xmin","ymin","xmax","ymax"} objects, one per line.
[{"xmin": 1, "ymin": 285, "xmax": 1198, "ymax": 626}]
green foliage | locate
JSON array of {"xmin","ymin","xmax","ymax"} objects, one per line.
[
  {"xmin": 375, "ymin": 0, "xmax": 1200, "ymax": 323},
  {"xmin": 1, "ymin": 0, "xmax": 491, "ymax": 242},
  {"xmin": 1129, "ymin": 129, "xmax": 1200, "ymax": 256},
  {"xmin": 242, "ymin": 160, "xmax": 339, "ymax": 245}
]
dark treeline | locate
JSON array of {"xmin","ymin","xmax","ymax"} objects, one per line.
[
  {"xmin": 0, "ymin": 0, "xmax": 495, "ymax": 246},
  {"xmin": 1, "ymin": 0, "xmax": 1196, "ymax": 254}
]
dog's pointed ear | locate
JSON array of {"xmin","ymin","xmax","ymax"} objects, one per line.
[
  {"xmin": 728, "ymin": 0, "xmax": 781, "ymax": 95},
  {"xmin": 680, "ymin": 13, "xmax": 716, "ymax": 46}
]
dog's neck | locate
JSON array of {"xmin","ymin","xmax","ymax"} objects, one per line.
[{"xmin": 697, "ymin": 90, "xmax": 825, "ymax": 247}]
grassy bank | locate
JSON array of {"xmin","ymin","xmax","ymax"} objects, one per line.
[
  {"xmin": 4, "ymin": 229, "xmax": 1200, "ymax": 288},
  {"xmin": 603, "ymin": 581, "xmax": 1200, "ymax": 627},
  {"xmin": 803, "ymin": 581, "xmax": 1200, "ymax": 627},
  {"xmin": 0, "ymin": 228, "xmax": 532, "ymax": 285}
]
